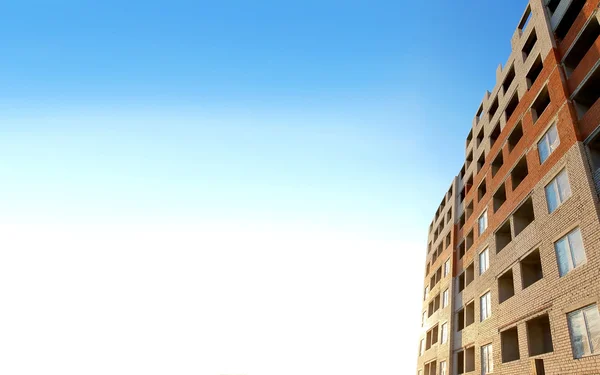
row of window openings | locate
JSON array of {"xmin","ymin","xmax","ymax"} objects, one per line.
[
  {"xmin": 424, "ymin": 260, "xmax": 450, "ymax": 302},
  {"xmin": 431, "ymin": 211, "xmax": 452, "ymax": 248},
  {"xmin": 429, "ymin": 233, "xmax": 451, "ymax": 266},
  {"xmin": 462, "ymin": 56, "xmax": 546, "ymax": 187},
  {"xmin": 423, "ymin": 289, "xmax": 450, "ymax": 323},
  {"xmin": 459, "ymin": 122, "xmax": 561, "ymax": 253},
  {"xmin": 419, "ymin": 322, "xmax": 449, "ymax": 355},
  {"xmin": 423, "ymin": 303, "xmax": 600, "ymax": 375}
]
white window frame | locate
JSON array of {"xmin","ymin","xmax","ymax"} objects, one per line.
[
  {"xmin": 419, "ymin": 339, "xmax": 425, "ymax": 356},
  {"xmin": 567, "ymin": 304, "xmax": 600, "ymax": 358},
  {"xmin": 479, "ymin": 248, "xmax": 489, "ymax": 275},
  {"xmin": 481, "ymin": 344, "xmax": 493, "ymax": 374},
  {"xmin": 478, "ymin": 209, "xmax": 488, "ymax": 235},
  {"xmin": 443, "ymin": 259, "xmax": 450, "ymax": 277},
  {"xmin": 424, "ymin": 285, "xmax": 430, "ymax": 301},
  {"xmin": 442, "ymin": 289, "xmax": 449, "ymax": 308},
  {"xmin": 545, "ymin": 169, "xmax": 572, "ymax": 213},
  {"xmin": 480, "ymin": 292, "xmax": 492, "ymax": 321},
  {"xmin": 441, "ymin": 322, "xmax": 448, "ymax": 344},
  {"xmin": 554, "ymin": 227, "xmax": 587, "ymax": 277},
  {"xmin": 538, "ymin": 122, "xmax": 560, "ymax": 164},
  {"xmin": 439, "ymin": 361, "xmax": 447, "ymax": 375}
]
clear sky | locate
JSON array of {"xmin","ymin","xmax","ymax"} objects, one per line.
[{"xmin": 0, "ymin": 1, "xmax": 529, "ymax": 374}]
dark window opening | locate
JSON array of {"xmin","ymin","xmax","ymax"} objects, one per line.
[
  {"xmin": 459, "ymin": 242, "xmax": 466, "ymax": 260},
  {"xmin": 527, "ymin": 55, "xmax": 544, "ymax": 89},
  {"xmin": 555, "ymin": 0, "xmax": 587, "ymax": 40},
  {"xmin": 501, "ymin": 327, "xmax": 521, "ymax": 362},
  {"xmin": 490, "ymin": 122, "xmax": 501, "ymax": 147},
  {"xmin": 465, "ymin": 174, "xmax": 473, "ymax": 195},
  {"xmin": 459, "ymin": 213, "xmax": 466, "ymax": 230},
  {"xmin": 467, "ymin": 129, "xmax": 473, "ymax": 145},
  {"xmin": 495, "ymin": 220, "xmax": 512, "ymax": 253},
  {"xmin": 503, "ymin": 65, "xmax": 516, "ymax": 93},
  {"xmin": 466, "ymin": 200, "xmax": 473, "ymax": 220},
  {"xmin": 458, "ymin": 272, "xmax": 465, "ymax": 292},
  {"xmin": 523, "ymin": 29, "xmax": 538, "ymax": 59},
  {"xmin": 445, "ymin": 232, "xmax": 451, "ymax": 248},
  {"xmin": 466, "ymin": 229, "xmax": 474, "ymax": 251},
  {"xmin": 532, "ymin": 86, "xmax": 551, "ymax": 123},
  {"xmin": 478, "ymin": 179, "xmax": 487, "ymax": 201},
  {"xmin": 508, "ymin": 121, "xmax": 524, "ymax": 153},
  {"xmin": 572, "ymin": 64, "xmax": 600, "ymax": 119},
  {"xmin": 477, "ymin": 128, "xmax": 484, "ymax": 148},
  {"xmin": 476, "ymin": 104, "xmax": 483, "ymax": 122},
  {"xmin": 493, "ymin": 183, "xmax": 507, "ymax": 212},
  {"xmin": 489, "ymin": 96, "xmax": 499, "ymax": 120},
  {"xmin": 533, "ymin": 358, "xmax": 546, "ymax": 375},
  {"xmin": 587, "ymin": 134, "xmax": 600, "ymax": 194},
  {"xmin": 514, "ymin": 197, "xmax": 535, "ymax": 236},
  {"xmin": 499, "ymin": 269, "xmax": 515, "ymax": 303},
  {"xmin": 547, "ymin": 0, "xmax": 560, "ymax": 15},
  {"xmin": 477, "ymin": 153, "xmax": 486, "ymax": 174},
  {"xmin": 457, "ymin": 309, "xmax": 465, "ymax": 331},
  {"xmin": 521, "ymin": 249, "xmax": 544, "ymax": 288},
  {"xmin": 466, "ymin": 301, "xmax": 475, "ymax": 327},
  {"xmin": 563, "ymin": 17, "xmax": 600, "ymax": 77},
  {"xmin": 457, "ymin": 350, "xmax": 465, "ymax": 374},
  {"xmin": 511, "ymin": 156, "xmax": 529, "ymax": 191},
  {"xmin": 519, "ymin": 5, "xmax": 532, "ymax": 31},
  {"xmin": 505, "ymin": 91, "xmax": 520, "ymax": 122},
  {"xmin": 491, "ymin": 151, "xmax": 504, "ymax": 177},
  {"xmin": 527, "ymin": 314, "xmax": 554, "ymax": 356},
  {"xmin": 466, "ymin": 263, "xmax": 475, "ymax": 287}
]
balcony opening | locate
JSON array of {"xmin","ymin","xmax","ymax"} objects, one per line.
[
  {"xmin": 465, "ymin": 346, "xmax": 475, "ymax": 372},
  {"xmin": 457, "ymin": 350, "xmax": 465, "ymax": 374},
  {"xmin": 457, "ymin": 309, "xmax": 465, "ymax": 331},
  {"xmin": 503, "ymin": 65, "xmax": 516, "ymax": 93},
  {"xmin": 501, "ymin": 327, "xmax": 521, "ymax": 362},
  {"xmin": 460, "ymin": 164, "xmax": 466, "ymax": 180},
  {"xmin": 587, "ymin": 133, "xmax": 600, "ymax": 195},
  {"xmin": 459, "ymin": 212, "xmax": 466, "ymax": 230},
  {"xmin": 521, "ymin": 249, "xmax": 544, "ymax": 288},
  {"xmin": 467, "ymin": 173, "xmax": 475, "ymax": 194},
  {"xmin": 466, "ymin": 229, "xmax": 474, "ymax": 251},
  {"xmin": 445, "ymin": 232, "xmax": 451, "ymax": 248},
  {"xmin": 467, "ymin": 149, "xmax": 474, "ymax": 165},
  {"xmin": 476, "ymin": 104, "xmax": 483, "ymax": 123},
  {"xmin": 478, "ymin": 179, "xmax": 487, "ymax": 201},
  {"xmin": 428, "ymin": 299, "xmax": 434, "ymax": 318},
  {"xmin": 458, "ymin": 272, "xmax": 465, "ymax": 292},
  {"xmin": 532, "ymin": 86, "xmax": 551, "ymax": 123},
  {"xmin": 465, "ymin": 301, "xmax": 475, "ymax": 327},
  {"xmin": 477, "ymin": 153, "xmax": 485, "ymax": 174},
  {"xmin": 519, "ymin": 5, "xmax": 532, "ymax": 31},
  {"xmin": 563, "ymin": 17, "xmax": 600, "ymax": 77},
  {"xmin": 523, "ymin": 29, "xmax": 538, "ymax": 60},
  {"xmin": 466, "ymin": 129, "xmax": 473, "ymax": 146},
  {"xmin": 446, "ymin": 210, "xmax": 451, "ymax": 225},
  {"xmin": 572, "ymin": 64, "xmax": 600, "ymax": 119},
  {"xmin": 508, "ymin": 121, "xmax": 524, "ymax": 153},
  {"xmin": 526, "ymin": 55, "xmax": 544, "ymax": 91},
  {"xmin": 527, "ymin": 314, "xmax": 554, "ymax": 356},
  {"xmin": 490, "ymin": 122, "xmax": 501, "ymax": 147},
  {"xmin": 436, "ymin": 267, "xmax": 442, "ymax": 283},
  {"xmin": 495, "ymin": 220, "xmax": 512, "ymax": 253},
  {"xmin": 489, "ymin": 96, "xmax": 499, "ymax": 120},
  {"xmin": 426, "ymin": 324, "xmax": 439, "ymax": 350},
  {"xmin": 511, "ymin": 156, "xmax": 529, "ymax": 190},
  {"xmin": 499, "ymin": 269, "xmax": 515, "ymax": 303},
  {"xmin": 555, "ymin": 0, "xmax": 587, "ymax": 40},
  {"xmin": 493, "ymin": 183, "xmax": 507, "ymax": 212},
  {"xmin": 513, "ymin": 197, "xmax": 535, "ymax": 236},
  {"xmin": 466, "ymin": 262, "xmax": 474, "ymax": 287},
  {"xmin": 477, "ymin": 128, "xmax": 485, "ymax": 148},
  {"xmin": 424, "ymin": 361, "xmax": 437, "ymax": 375},
  {"xmin": 505, "ymin": 91, "xmax": 520, "ymax": 121}
]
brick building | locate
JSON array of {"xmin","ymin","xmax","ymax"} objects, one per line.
[{"xmin": 417, "ymin": 1, "xmax": 600, "ymax": 374}]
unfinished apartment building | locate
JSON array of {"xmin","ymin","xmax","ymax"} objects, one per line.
[{"xmin": 417, "ymin": 1, "xmax": 600, "ymax": 374}]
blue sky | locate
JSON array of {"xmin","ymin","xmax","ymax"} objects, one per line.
[{"xmin": 0, "ymin": 1, "xmax": 529, "ymax": 374}]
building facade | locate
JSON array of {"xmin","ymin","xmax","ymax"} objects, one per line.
[{"xmin": 417, "ymin": 1, "xmax": 600, "ymax": 374}]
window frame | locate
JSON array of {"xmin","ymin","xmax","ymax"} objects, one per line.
[
  {"xmin": 479, "ymin": 247, "xmax": 490, "ymax": 275},
  {"xmin": 441, "ymin": 322, "xmax": 448, "ymax": 344},
  {"xmin": 439, "ymin": 361, "xmax": 447, "ymax": 375},
  {"xmin": 567, "ymin": 304, "xmax": 600, "ymax": 359},
  {"xmin": 545, "ymin": 169, "xmax": 572, "ymax": 213},
  {"xmin": 554, "ymin": 227, "xmax": 587, "ymax": 277},
  {"xmin": 442, "ymin": 289, "xmax": 449, "ymax": 308},
  {"xmin": 478, "ymin": 209, "xmax": 488, "ymax": 235},
  {"xmin": 480, "ymin": 292, "xmax": 492, "ymax": 321},
  {"xmin": 538, "ymin": 123, "xmax": 560, "ymax": 164},
  {"xmin": 443, "ymin": 259, "xmax": 450, "ymax": 277},
  {"xmin": 481, "ymin": 343, "xmax": 494, "ymax": 374}
]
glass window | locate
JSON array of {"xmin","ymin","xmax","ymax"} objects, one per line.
[
  {"xmin": 538, "ymin": 123, "xmax": 560, "ymax": 163},
  {"xmin": 567, "ymin": 304, "xmax": 600, "ymax": 358},
  {"xmin": 440, "ymin": 361, "xmax": 447, "ymax": 375},
  {"xmin": 481, "ymin": 344, "xmax": 493, "ymax": 374},
  {"xmin": 479, "ymin": 248, "xmax": 489, "ymax": 275},
  {"xmin": 443, "ymin": 259, "xmax": 450, "ymax": 277},
  {"xmin": 478, "ymin": 210, "xmax": 488, "ymax": 235},
  {"xmin": 442, "ymin": 289, "xmax": 449, "ymax": 308},
  {"xmin": 555, "ymin": 227, "xmax": 586, "ymax": 277},
  {"xmin": 424, "ymin": 285, "xmax": 430, "ymax": 301},
  {"xmin": 545, "ymin": 169, "xmax": 572, "ymax": 213},
  {"xmin": 422, "ymin": 311, "xmax": 427, "ymax": 327},
  {"xmin": 441, "ymin": 323, "xmax": 448, "ymax": 344},
  {"xmin": 480, "ymin": 292, "xmax": 492, "ymax": 321}
]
